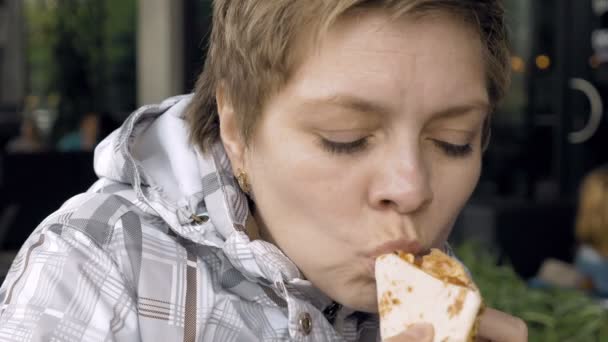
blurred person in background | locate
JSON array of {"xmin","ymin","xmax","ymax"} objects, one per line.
[
  {"xmin": 0, "ymin": 1, "xmax": 526, "ymax": 341},
  {"xmin": 4, "ymin": 117, "xmax": 46, "ymax": 154},
  {"xmin": 574, "ymin": 164, "xmax": 608, "ymax": 297},
  {"xmin": 56, "ymin": 111, "xmax": 100, "ymax": 152},
  {"xmin": 531, "ymin": 164, "xmax": 608, "ymax": 298}
]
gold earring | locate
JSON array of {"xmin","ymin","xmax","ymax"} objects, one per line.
[{"xmin": 236, "ymin": 168, "xmax": 250, "ymax": 194}]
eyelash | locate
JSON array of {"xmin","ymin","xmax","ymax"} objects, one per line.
[
  {"xmin": 320, "ymin": 137, "xmax": 369, "ymax": 155},
  {"xmin": 432, "ymin": 140, "xmax": 473, "ymax": 157},
  {"xmin": 320, "ymin": 137, "xmax": 473, "ymax": 158}
]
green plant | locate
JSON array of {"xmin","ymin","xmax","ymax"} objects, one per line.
[{"xmin": 456, "ymin": 241, "xmax": 608, "ymax": 342}]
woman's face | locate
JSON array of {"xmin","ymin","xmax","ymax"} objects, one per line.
[{"xmin": 221, "ymin": 10, "xmax": 488, "ymax": 312}]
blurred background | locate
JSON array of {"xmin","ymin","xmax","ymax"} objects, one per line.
[{"xmin": 0, "ymin": 0, "xmax": 607, "ymax": 340}]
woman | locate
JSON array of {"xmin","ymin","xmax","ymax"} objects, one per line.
[
  {"xmin": 0, "ymin": 0, "xmax": 526, "ymax": 341},
  {"xmin": 575, "ymin": 165, "xmax": 608, "ymax": 297}
]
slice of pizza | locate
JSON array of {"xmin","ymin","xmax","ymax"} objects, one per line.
[{"xmin": 375, "ymin": 249, "xmax": 483, "ymax": 342}]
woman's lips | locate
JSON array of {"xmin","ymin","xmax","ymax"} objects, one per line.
[
  {"xmin": 365, "ymin": 238, "xmax": 424, "ymax": 278},
  {"xmin": 367, "ymin": 239, "xmax": 423, "ymax": 259},
  {"xmin": 367, "ymin": 258, "xmax": 377, "ymax": 277}
]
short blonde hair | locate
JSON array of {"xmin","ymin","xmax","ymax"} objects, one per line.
[
  {"xmin": 576, "ymin": 165, "xmax": 608, "ymax": 256},
  {"xmin": 186, "ymin": 0, "xmax": 511, "ymax": 152}
]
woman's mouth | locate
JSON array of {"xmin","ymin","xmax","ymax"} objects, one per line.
[{"xmin": 365, "ymin": 238, "xmax": 426, "ymax": 278}]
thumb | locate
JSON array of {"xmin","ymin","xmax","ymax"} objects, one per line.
[{"xmin": 384, "ymin": 323, "xmax": 434, "ymax": 342}]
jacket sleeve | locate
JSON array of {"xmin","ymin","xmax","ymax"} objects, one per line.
[{"xmin": 0, "ymin": 224, "xmax": 140, "ymax": 341}]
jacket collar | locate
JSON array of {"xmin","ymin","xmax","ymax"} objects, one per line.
[{"xmin": 93, "ymin": 95, "xmax": 335, "ymax": 311}]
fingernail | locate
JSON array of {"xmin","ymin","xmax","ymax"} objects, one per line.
[{"xmin": 406, "ymin": 323, "xmax": 433, "ymax": 339}]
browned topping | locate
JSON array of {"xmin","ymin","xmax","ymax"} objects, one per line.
[
  {"xmin": 378, "ymin": 292, "xmax": 390, "ymax": 318},
  {"xmin": 396, "ymin": 248, "xmax": 473, "ymax": 289},
  {"xmin": 422, "ymin": 250, "xmax": 471, "ymax": 287},
  {"xmin": 447, "ymin": 288, "xmax": 468, "ymax": 318},
  {"xmin": 396, "ymin": 250, "xmax": 415, "ymax": 263},
  {"xmin": 379, "ymin": 290, "xmax": 401, "ymax": 318},
  {"xmin": 442, "ymin": 275, "xmax": 469, "ymax": 288},
  {"xmin": 407, "ymin": 286, "xmax": 413, "ymax": 293}
]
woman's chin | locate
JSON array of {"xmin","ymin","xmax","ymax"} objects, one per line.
[
  {"xmin": 332, "ymin": 282, "xmax": 379, "ymax": 313},
  {"xmin": 341, "ymin": 297, "xmax": 379, "ymax": 313}
]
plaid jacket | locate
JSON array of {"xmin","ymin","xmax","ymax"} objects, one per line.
[{"xmin": 0, "ymin": 95, "xmax": 381, "ymax": 341}]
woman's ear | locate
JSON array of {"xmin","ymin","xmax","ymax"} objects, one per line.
[{"xmin": 217, "ymin": 85, "xmax": 246, "ymax": 170}]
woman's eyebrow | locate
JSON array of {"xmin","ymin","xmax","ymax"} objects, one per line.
[
  {"xmin": 295, "ymin": 94, "xmax": 489, "ymax": 121},
  {"xmin": 297, "ymin": 93, "xmax": 392, "ymax": 116},
  {"xmin": 431, "ymin": 102, "xmax": 490, "ymax": 120}
]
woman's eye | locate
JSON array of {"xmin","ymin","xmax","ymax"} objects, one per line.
[
  {"xmin": 432, "ymin": 140, "xmax": 473, "ymax": 158},
  {"xmin": 320, "ymin": 137, "xmax": 369, "ymax": 155}
]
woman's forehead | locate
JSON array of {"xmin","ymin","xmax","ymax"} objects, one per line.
[{"xmin": 277, "ymin": 10, "xmax": 488, "ymax": 120}]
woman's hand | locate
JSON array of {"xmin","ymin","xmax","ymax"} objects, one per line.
[
  {"xmin": 382, "ymin": 307, "xmax": 527, "ymax": 342},
  {"xmin": 477, "ymin": 307, "xmax": 528, "ymax": 342},
  {"xmin": 383, "ymin": 323, "xmax": 434, "ymax": 342}
]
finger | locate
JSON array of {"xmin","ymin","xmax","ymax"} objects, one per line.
[
  {"xmin": 477, "ymin": 307, "xmax": 528, "ymax": 342},
  {"xmin": 384, "ymin": 323, "xmax": 434, "ymax": 342}
]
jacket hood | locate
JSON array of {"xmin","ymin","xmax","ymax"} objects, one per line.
[
  {"xmin": 94, "ymin": 95, "xmax": 232, "ymax": 239},
  {"xmin": 92, "ymin": 95, "xmax": 335, "ymax": 310}
]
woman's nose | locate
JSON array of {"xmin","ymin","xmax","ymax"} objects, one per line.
[{"xmin": 368, "ymin": 151, "xmax": 433, "ymax": 214}]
